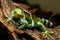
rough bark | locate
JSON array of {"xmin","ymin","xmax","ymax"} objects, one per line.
[{"xmin": 0, "ymin": 0, "xmax": 60, "ymax": 40}]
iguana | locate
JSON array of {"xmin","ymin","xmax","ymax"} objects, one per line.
[{"xmin": 6, "ymin": 8, "xmax": 54, "ymax": 39}]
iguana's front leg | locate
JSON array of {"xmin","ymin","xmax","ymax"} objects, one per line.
[
  {"xmin": 4, "ymin": 16, "xmax": 12, "ymax": 23},
  {"xmin": 16, "ymin": 18, "xmax": 28, "ymax": 29},
  {"xmin": 16, "ymin": 24, "xmax": 26, "ymax": 29}
]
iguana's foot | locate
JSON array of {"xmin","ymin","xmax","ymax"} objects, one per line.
[
  {"xmin": 42, "ymin": 31, "xmax": 55, "ymax": 40},
  {"xmin": 4, "ymin": 18, "xmax": 12, "ymax": 23},
  {"xmin": 16, "ymin": 24, "xmax": 25, "ymax": 29},
  {"xmin": 42, "ymin": 31, "xmax": 54, "ymax": 37},
  {"xmin": 42, "ymin": 31, "xmax": 49, "ymax": 38}
]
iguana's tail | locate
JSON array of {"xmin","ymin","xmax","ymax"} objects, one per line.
[{"xmin": 41, "ymin": 18, "xmax": 54, "ymax": 27}]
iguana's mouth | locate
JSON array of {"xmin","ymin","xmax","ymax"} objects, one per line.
[{"xmin": 14, "ymin": 14, "xmax": 24, "ymax": 18}]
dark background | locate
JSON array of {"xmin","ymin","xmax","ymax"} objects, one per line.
[{"xmin": 27, "ymin": 0, "xmax": 60, "ymax": 13}]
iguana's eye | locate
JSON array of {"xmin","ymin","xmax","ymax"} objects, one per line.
[{"xmin": 14, "ymin": 11, "xmax": 17, "ymax": 14}]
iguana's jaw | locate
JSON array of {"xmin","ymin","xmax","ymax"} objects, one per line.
[{"xmin": 14, "ymin": 13, "xmax": 24, "ymax": 18}]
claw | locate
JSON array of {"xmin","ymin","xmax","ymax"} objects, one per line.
[
  {"xmin": 42, "ymin": 31, "xmax": 55, "ymax": 40},
  {"xmin": 43, "ymin": 31, "xmax": 54, "ymax": 36},
  {"xmin": 43, "ymin": 31, "xmax": 49, "ymax": 35}
]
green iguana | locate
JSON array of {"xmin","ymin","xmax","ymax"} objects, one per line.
[{"xmin": 6, "ymin": 8, "xmax": 54, "ymax": 39}]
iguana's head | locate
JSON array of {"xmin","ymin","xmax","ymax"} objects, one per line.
[{"xmin": 11, "ymin": 8, "xmax": 24, "ymax": 18}]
